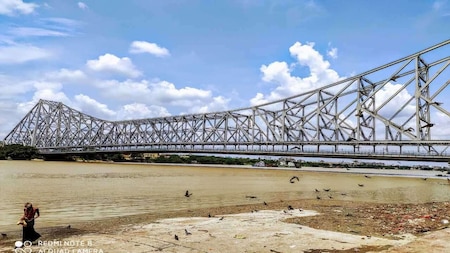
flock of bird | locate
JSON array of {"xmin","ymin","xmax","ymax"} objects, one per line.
[
  {"xmin": 287, "ymin": 173, "xmax": 372, "ymax": 200},
  {"xmin": 1, "ymin": 173, "xmax": 445, "ymax": 244},
  {"xmin": 173, "ymin": 173, "xmax": 376, "ymax": 241}
]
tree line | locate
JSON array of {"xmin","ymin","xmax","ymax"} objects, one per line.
[
  {"xmin": 0, "ymin": 144, "xmax": 446, "ymax": 173},
  {"xmin": 0, "ymin": 144, "xmax": 40, "ymax": 160}
]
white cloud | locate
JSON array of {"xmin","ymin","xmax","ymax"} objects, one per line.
[
  {"xmin": 375, "ymin": 82, "xmax": 415, "ymax": 118},
  {"xmin": 0, "ymin": 101, "xmax": 18, "ymax": 137},
  {"xmin": 92, "ymin": 78, "xmax": 230, "ymax": 116},
  {"xmin": 32, "ymin": 87, "xmax": 69, "ymax": 104},
  {"xmin": 33, "ymin": 80, "xmax": 62, "ymax": 91},
  {"xmin": 0, "ymin": 45, "xmax": 52, "ymax": 64},
  {"xmin": 40, "ymin": 17, "xmax": 82, "ymax": 30},
  {"xmin": 45, "ymin": 68, "xmax": 87, "ymax": 82},
  {"xmin": 14, "ymin": 81, "xmax": 70, "ymax": 115},
  {"xmin": 129, "ymin": 41, "xmax": 170, "ymax": 57},
  {"xmin": 434, "ymin": 111, "xmax": 450, "ymax": 137},
  {"xmin": 96, "ymin": 79, "xmax": 152, "ymax": 100},
  {"xmin": 74, "ymin": 94, "xmax": 116, "ymax": 119},
  {"xmin": 0, "ymin": 74, "xmax": 34, "ymax": 98},
  {"xmin": 192, "ymin": 96, "xmax": 230, "ymax": 114},
  {"xmin": 0, "ymin": 78, "xmax": 70, "ymax": 137},
  {"xmin": 150, "ymin": 81, "xmax": 211, "ymax": 106},
  {"xmin": 327, "ymin": 47, "xmax": 338, "ymax": 59},
  {"xmin": 77, "ymin": 2, "xmax": 88, "ymax": 10},
  {"xmin": 250, "ymin": 92, "xmax": 267, "ymax": 105},
  {"xmin": 8, "ymin": 27, "xmax": 69, "ymax": 37},
  {"xmin": 97, "ymin": 79, "xmax": 212, "ymax": 107},
  {"xmin": 117, "ymin": 103, "xmax": 171, "ymax": 120},
  {"xmin": 0, "ymin": 0, "xmax": 38, "ymax": 16},
  {"xmin": 376, "ymin": 83, "xmax": 411, "ymax": 108},
  {"xmin": 86, "ymin": 53, "xmax": 142, "ymax": 78},
  {"xmin": 82, "ymin": 77, "xmax": 229, "ymax": 119},
  {"xmin": 251, "ymin": 41, "xmax": 341, "ymax": 105}
]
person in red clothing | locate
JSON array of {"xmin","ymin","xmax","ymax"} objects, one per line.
[{"xmin": 20, "ymin": 202, "xmax": 41, "ymax": 243}]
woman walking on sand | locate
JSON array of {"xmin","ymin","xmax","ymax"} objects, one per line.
[{"xmin": 20, "ymin": 202, "xmax": 41, "ymax": 243}]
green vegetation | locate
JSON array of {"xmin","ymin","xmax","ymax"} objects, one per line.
[
  {"xmin": 1, "ymin": 145, "xmax": 448, "ymax": 173},
  {"xmin": 0, "ymin": 144, "xmax": 40, "ymax": 160},
  {"xmin": 151, "ymin": 154, "xmax": 265, "ymax": 166}
]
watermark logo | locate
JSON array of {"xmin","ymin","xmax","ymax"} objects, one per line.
[
  {"xmin": 12, "ymin": 240, "xmax": 104, "ymax": 253},
  {"xmin": 14, "ymin": 241, "xmax": 32, "ymax": 253}
]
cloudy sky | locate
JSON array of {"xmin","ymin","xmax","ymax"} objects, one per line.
[{"xmin": 0, "ymin": 0, "xmax": 449, "ymax": 139}]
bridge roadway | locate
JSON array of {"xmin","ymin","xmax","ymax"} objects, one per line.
[{"xmin": 38, "ymin": 146, "xmax": 450, "ymax": 163}]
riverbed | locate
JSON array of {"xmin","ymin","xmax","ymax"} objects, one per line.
[{"xmin": 1, "ymin": 160, "xmax": 449, "ymax": 233}]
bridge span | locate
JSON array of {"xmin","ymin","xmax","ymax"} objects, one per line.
[{"xmin": 3, "ymin": 40, "xmax": 450, "ymax": 162}]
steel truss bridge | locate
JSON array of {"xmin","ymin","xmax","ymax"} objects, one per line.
[{"xmin": 3, "ymin": 40, "xmax": 450, "ymax": 162}]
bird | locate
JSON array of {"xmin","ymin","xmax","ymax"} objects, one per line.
[
  {"xmin": 246, "ymin": 195, "xmax": 257, "ymax": 199},
  {"xmin": 288, "ymin": 205, "xmax": 294, "ymax": 210},
  {"xmin": 323, "ymin": 188, "xmax": 331, "ymax": 192},
  {"xmin": 263, "ymin": 201, "xmax": 268, "ymax": 206},
  {"xmin": 364, "ymin": 175, "xmax": 371, "ymax": 179},
  {"xmin": 185, "ymin": 229, "xmax": 192, "ymax": 235},
  {"xmin": 208, "ymin": 213, "xmax": 212, "ymax": 218},
  {"xmin": 289, "ymin": 176, "xmax": 300, "ymax": 183},
  {"xmin": 358, "ymin": 184, "xmax": 364, "ymax": 187},
  {"xmin": 315, "ymin": 189, "xmax": 320, "ymax": 192},
  {"xmin": 185, "ymin": 190, "xmax": 192, "ymax": 197},
  {"xmin": 174, "ymin": 234, "xmax": 179, "ymax": 240},
  {"xmin": 219, "ymin": 217, "xmax": 224, "ymax": 220},
  {"xmin": 66, "ymin": 225, "xmax": 71, "ymax": 229},
  {"xmin": 1, "ymin": 233, "xmax": 6, "ymax": 238},
  {"xmin": 316, "ymin": 196, "xmax": 321, "ymax": 200},
  {"xmin": 328, "ymin": 195, "xmax": 333, "ymax": 199}
]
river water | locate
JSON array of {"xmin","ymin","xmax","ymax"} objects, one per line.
[{"xmin": 1, "ymin": 160, "xmax": 449, "ymax": 232}]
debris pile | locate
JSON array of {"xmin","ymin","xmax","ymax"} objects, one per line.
[{"xmin": 287, "ymin": 201, "xmax": 450, "ymax": 239}]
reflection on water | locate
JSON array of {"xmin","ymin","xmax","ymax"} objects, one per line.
[{"xmin": 1, "ymin": 160, "xmax": 450, "ymax": 232}]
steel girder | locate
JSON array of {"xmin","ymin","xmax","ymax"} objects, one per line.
[{"xmin": 3, "ymin": 40, "xmax": 450, "ymax": 161}]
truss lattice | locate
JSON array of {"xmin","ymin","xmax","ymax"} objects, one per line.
[{"xmin": 4, "ymin": 40, "xmax": 450, "ymax": 161}]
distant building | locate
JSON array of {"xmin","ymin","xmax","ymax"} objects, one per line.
[
  {"xmin": 143, "ymin": 153, "xmax": 160, "ymax": 159},
  {"xmin": 253, "ymin": 161, "xmax": 266, "ymax": 167},
  {"xmin": 278, "ymin": 157, "xmax": 296, "ymax": 167}
]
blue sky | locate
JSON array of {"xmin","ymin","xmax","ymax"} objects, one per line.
[{"xmin": 0, "ymin": 0, "xmax": 449, "ymax": 139}]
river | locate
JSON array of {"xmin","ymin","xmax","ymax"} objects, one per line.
[{"xmin": 1, "ymin": 160, "xmax": 449, "ymax": 233}]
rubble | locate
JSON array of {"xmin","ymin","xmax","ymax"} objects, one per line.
[{"xmin": 287, "ymin": 201, "xmax": 450, "ymax": 239}]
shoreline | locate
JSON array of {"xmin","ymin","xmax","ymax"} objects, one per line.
[
  {"xmin": 116, "ymin": 161, "xmax": 450, "ymax": 179},
  {"xmin": 2, "ymin": 199, "xmax": 450, "ymax": 252},
  {"xmin": 33, "ymin": 159, "xmax": 450, "ymax": 179}
]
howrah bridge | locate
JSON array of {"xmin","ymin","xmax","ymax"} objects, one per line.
[{"xmin": 3, "ymin": 40, "xmax": 450, "ymax": 162}]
